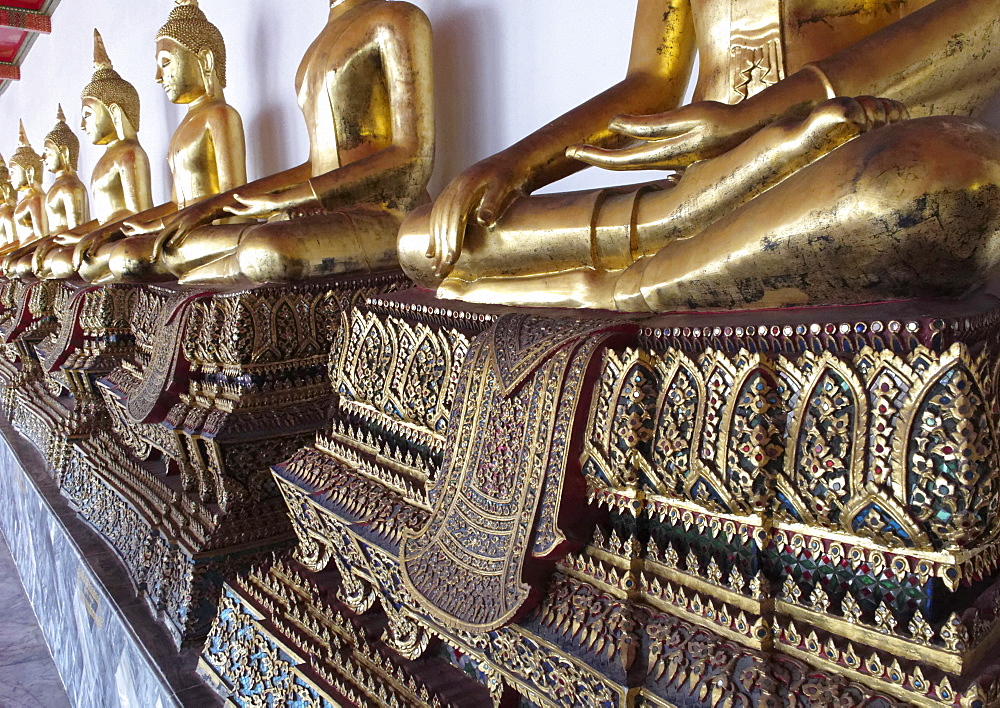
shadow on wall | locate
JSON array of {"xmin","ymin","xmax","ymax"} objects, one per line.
[
  {"xmin": 430, "ymin": 5, "xmax": 505, "ymax": 198},
  {"xmin": 249, "ymin": 15, "xmax": 292, "ymax": 180},
  {"xmin": 156, "ymin": 90, "xmax": 176, "ymax": 203},
  {"xmin": 977, "ymin": 88, "xmax": 1000, "ymax": 131}
]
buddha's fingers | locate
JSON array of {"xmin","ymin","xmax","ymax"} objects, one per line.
[
  {"xmin": 72, "ymin": 236, "xmax": 95, "ymax": 269},
  {"xmin": 878, "ymin": 98, "xmax": 909, "ymax": 124},
  {"xmin": 609, "ymin": 112, "xmax": 701, "ymax": 140},
  {"xmin": 429, "ymin": 182, "xmax": 486, "ymax": 276},
  {"xmin": 151, "ymin": 229, "xmax": 173, "ymax": 261},
  {"xmin": 429, "ymin": 203, "xmax": 464, "ymax": 275},
  {"xmin": 476, "ymin": 185, "xmax": 518, "ymax": 228},
  {"xmin": 568, "ymin": 139, "xmax": 695, "ymax": 171},
  {"xmin": 226, "ymin": 195, "xmax": 267, "ymax": 219},
  {"xmin": 224, "ymin": 204, "xmax": 253, "ymax": 218}
]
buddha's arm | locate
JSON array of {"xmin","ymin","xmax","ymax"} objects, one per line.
[
  {"xmin": 67, "ymin": 188, "xmax": 90, "ymax": 231},
  {"xmin": 816, "ymin": 0, "xmax": 1000, "ymax": 116},
  {"xmin": 119, "ymin": 148, "xmax": 154, "ymax": 216},
  {"xmin": 208, "ymin": 106, "xmax": 248, "ymax": 194},
  {"xmin": 74, "ymin": 200, "xmax": 178, "ymax": 268},
  {"xmin": 574, "ymin": 0, "xmax": 1000, "ymax": 171},
  {"xmin": 60, "ymin": 218, "xmax": 99, "ymax": 243},
  {"xmin": 427, "ymin": 0, "xmax": 696, "ymax": 277},
  {"xmin": 28, "ymin": 196, "xmax": 48, "ymax": 240},
  {"xmin": 156, "ymin": 162, "xmax": 312, "ymax": 246},
  {"xmin": 116, "ymin": 201, "xmax": 179, "ymax": 235}
]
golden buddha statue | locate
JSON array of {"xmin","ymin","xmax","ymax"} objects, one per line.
[
  {"xmin": 36, "ymin": 29, "xmax": 153, "ymax": 282},
  {"xmin": 399, "ymin": 0, "xmax": 1000, "ymax": 311},
  {"xmin": 108, "ymin": 0, "xmax": 434, "ymax": 286},
  {"xmin": 0, "ymin": 157, "xmax": 16, "ymax": 249},
  {"xmin": 6, "ymin": 106, "xmax": 91, "ymax": 280},
  {"xmin": 0, "ymin": 123, "xmax": 48, "ymax": 265},
  {"xmin": 74, "ymin": 0, "xmax": 246, "ymax": 283}
]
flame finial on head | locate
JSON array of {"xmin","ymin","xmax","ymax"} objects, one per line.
[
  {"xmin": 10, "ymin": 121, "xmax": 42, "ymax": 177},
  {"xmin": 82, "ymin": 29, "xmax": 141, "ymax": 132},
  {"xmin": 45, "ymin": 104, "xmax": 80, "ymax": 170},
  {"xmin": 93, "ymin": 28, "xmax": 112, "ymax": 72}
]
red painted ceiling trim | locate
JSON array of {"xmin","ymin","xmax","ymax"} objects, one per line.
[
  {"xmin": 0, "ymin": 9, "xmax": 50, "ymax": 33},
  {"xmin": 0, "ymin": 1, "xmax": 48, "ymax": 12}
]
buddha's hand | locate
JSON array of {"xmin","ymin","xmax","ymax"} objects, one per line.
[
  {"xmin": 31, "ymin": 237, "xmax": 56, "ymax": 274},
  {"xmin": 428, "ymin": 156, "xmax": 525, "ymax": 278},
  {"xmin": 570, "ymin": 97, "xmax": 909, "ymax": 171},
  {"xmin": 121, "ymin": 217, "xmax": 162, "ymax": 237},
  {"xmin": 72, "ymin": 230, "xmax": 108, "ymax": 269},
  {"xmin": 153, "ymin": 201, "xmax": 222, "ymax": 259},
  {"xmin": 52, "ymin": 232, "xmax": 80, "ymax": 246},
  {"xmin": 806, "ymin": 96, "xmax": 909, "ymax": 137},
  {"xmin": 568, "ymin": 101, "xmax": 764, "ymax": 170},
  {"xmin": 226, "ymin": 184, "xmax": 315, "ymax": 220}
]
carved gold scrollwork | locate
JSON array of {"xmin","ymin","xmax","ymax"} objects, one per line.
[
  {"xmin": 588, "ymin": 339, "xmax": 1000, "ymax": 559},
  {"xmin": 651, "ymin": 350, "xmax": 703, "ymax": 499},
  {"xmin": 780, "ymin": 352, "xmax": 867, "ymax": 527}
]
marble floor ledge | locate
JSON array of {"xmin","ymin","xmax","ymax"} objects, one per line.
[{"xmin": 0, "ymin": 415, "xmax": 222, "ymax": 707}]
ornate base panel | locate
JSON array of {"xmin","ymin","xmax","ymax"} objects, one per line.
[
  {"xmin": 200, "ymin": 555, "xmax": 493, "ymax": 707},
  {"xmin": 0, "ymin": 279, "xmax": 67, "ymax": 345},
  {"xmin": 98, "ymin": 274, "xmax": 409, "ymax": 506},
  {"xmin": 40, "ymin": 276, "xmax": 410, "ymax": 647},
  {"xmin": 400, "ymin": 313, "xmax": 633, "ymax": 631},
  {"xmin": 270, "ymin": 447, "xmax": 920, "ymax": 707},
  {"xmin": 579, "ymin": 296, "xmax": 1000, "ymax": 703},
  {"xmin": 61, "ymin": 433, "xmax": 295, "ymax": 646},
  {"xmin": 250, "ymin": 292, "xmax": 1000, "ymax": 707},
  {"xmin": 0, "ymin": 282, "xmax": 123, "ymax": 481}
]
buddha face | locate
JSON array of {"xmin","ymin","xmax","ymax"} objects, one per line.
[
  {"xmin": 8, "ymin": 163, "xmax": 27, "ymax": 191},
  {"xmin": 81, "ymin": 97, "xmax": 116, "ymax": 146},
  {"xmin": 42, "ymin": 141, "xmax": 64, "ymax": 174},
  {"xmin": 155, "ymin": 38, "xmax": 207, "ymax": 104}
]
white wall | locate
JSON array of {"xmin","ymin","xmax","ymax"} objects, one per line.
[{"xmin": 0, "ymin": 0, "xmax": 997, "ymax": 204}]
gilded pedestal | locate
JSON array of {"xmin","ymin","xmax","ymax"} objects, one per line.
[
  {"xmin": 57, "ymin": 274, "xmax": 407, "ymax": 646},
  {"xmin": 201, "ymin": 290, "xmax": 1000, "ymax": 707}
]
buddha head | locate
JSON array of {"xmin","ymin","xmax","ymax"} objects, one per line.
[
  {"xmin": 9, "ymin": 121, "xmax": 42, "ymax": 190},
  {"xmin": 43, "ymin": 105, "xmax": 81, "ymax": 175},
  {"xmin": 155, "ymin": 0, "xmax": 227, "ymax": 104},
  {"xmin": 0, "ymin": 155, "xmax": 13, "ymax": 206},
  {"xmin": 81, "ymin": 29, "xmax": 140, "ymax": 144}
]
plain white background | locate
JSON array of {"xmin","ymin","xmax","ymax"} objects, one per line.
[{"xmin": 0, "ymin": 0, "xmax": 997, "ymax": 205}]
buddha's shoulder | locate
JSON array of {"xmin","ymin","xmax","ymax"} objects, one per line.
[
  {"xmin": 102, "ymin": 140, "xmax": 149, "ymax": 165},
  {"xmin": 366, "ymin": 1, "xmax": 431, "ymax": 31},
  {"xmin": 183, "ymin": 101, "xmax": 244, "ymax": 130}
]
